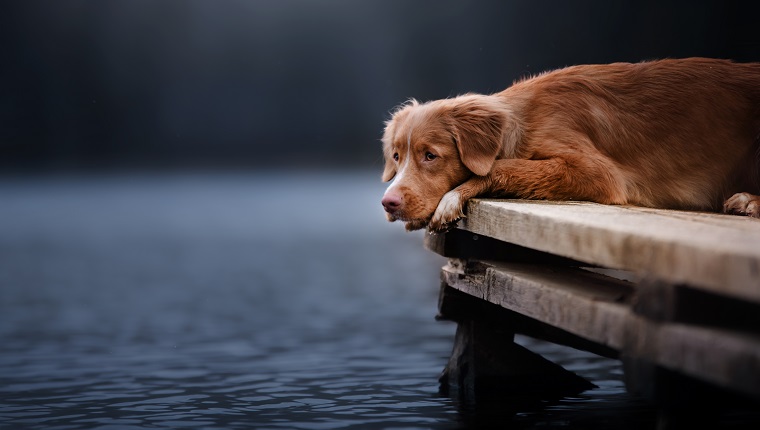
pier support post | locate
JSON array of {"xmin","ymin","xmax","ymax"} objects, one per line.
[{"xmin": 437, "ymin": 283, "xmax": 595, "ymax": 403}]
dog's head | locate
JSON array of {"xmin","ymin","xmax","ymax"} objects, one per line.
[{"xmin": 380, "ymin": 94, "xmax": 509, "ymax": 230}]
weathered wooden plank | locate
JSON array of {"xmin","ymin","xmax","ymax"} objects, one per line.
[
  {"xmin": 457, "ymin": 199, "xmax": 760, "ymax": 303},
  {"xmin": 442, "ymin": 259, "xmax": 760, "ymax": 399},
  {"xmin": 441, "ymin": 260, "xmax": 633, "ymax": 351},
  {"xmin": 625, "ymin": 317, "xmax": 760, "ymax": 399}
]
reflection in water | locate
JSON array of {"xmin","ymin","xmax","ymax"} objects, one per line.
[{"xmin": 0, "ymin": 170, "xmax": 748, "ymax": 429}]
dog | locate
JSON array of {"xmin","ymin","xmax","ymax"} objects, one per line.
[{"xmin": 380, "ymin": 57, "xmax": 760, "ymax": 233}]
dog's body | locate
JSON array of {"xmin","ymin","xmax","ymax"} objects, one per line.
[{"xmin": 381, "ymin": 58, "xmax": 760, "ymax": 232}]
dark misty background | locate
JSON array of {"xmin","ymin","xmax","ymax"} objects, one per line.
[{"xmin": 2, "ymin": 1, "xmax": 760, "ymax": 172}]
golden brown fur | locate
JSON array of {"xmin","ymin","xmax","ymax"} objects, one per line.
[{"xmin": 380, "ymin": 58, "xmax": 760, "ymax": 232}]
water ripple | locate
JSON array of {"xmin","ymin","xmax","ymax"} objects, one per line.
[{"xmin": 0, "ymin": 172, "xmax": 744, "ymax": 429}]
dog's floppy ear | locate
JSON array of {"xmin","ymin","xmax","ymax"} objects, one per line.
[
  {"xmin": 381, "ymin": 119, "xmax": 397, "ymax": 182},
  {"xmin": 448, "ymin": 96, "xmax": 506, "ymax": 176}
]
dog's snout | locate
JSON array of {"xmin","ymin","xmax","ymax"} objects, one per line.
[{"xmin": 381, "ymin": 193, "xmax": 402, "ymax": 213}]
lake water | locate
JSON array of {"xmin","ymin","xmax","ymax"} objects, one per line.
[{"xmin": 0, "ymin": 170, "xmax": 755, "ymax": 429}]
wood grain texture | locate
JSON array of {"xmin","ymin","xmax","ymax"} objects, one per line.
[
  {"xmin": 441, "ymin": 259, "xmax": 760, "ymax": 398},
  {"xmin": 457, "ymin": 199, "xmax": 760, "ymax": 303},
  {"xmin": 441, "ymin": 260, "xmax": 633, "ymax": 351}
]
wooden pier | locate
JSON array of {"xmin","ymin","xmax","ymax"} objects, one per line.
[{"xmin": 427, "ymin": 199, "xmax": 760, "ymax": 413}]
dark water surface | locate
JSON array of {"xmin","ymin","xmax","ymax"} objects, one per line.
[{"xmin": 0, "ymin": 170, "xmax": 749, "ymax": 429}]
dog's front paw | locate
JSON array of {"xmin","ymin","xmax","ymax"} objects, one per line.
[
  {"xmin": 723, "ymin": 192, "xmax": 760, "ymax": 218},
  {"xmin": 428, "ymin": 191, "xmax": 466, "ymax": 233}
]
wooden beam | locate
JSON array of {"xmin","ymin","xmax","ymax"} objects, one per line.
[
  {"xmin": 441, "ymin": 259, "xmax": 760, "ymax": 400},
  {"xmin": 441, "ymin": 259, "xmax": 633, "ymax": 351},
  {"xmin": 456, "ymin": 199, "xmax": 760, "ymax": 303}
]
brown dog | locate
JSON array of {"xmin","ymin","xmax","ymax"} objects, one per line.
[{"xmin": 380, "ymin": 58, "xmax": 760, "ymax": 232}]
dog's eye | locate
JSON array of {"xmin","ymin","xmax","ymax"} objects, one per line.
[
  {"xmin": 425, "ymin": 152, "xmax": 437, "ymax": 161},
  {"xmin": 393, "ymin": 153, "xmax": 399, "ymax": 162}
]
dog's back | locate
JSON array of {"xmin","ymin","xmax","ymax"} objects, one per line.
[{"xmin": 500, "ymin": 58, "xmax": 760, "ymax": 210}]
